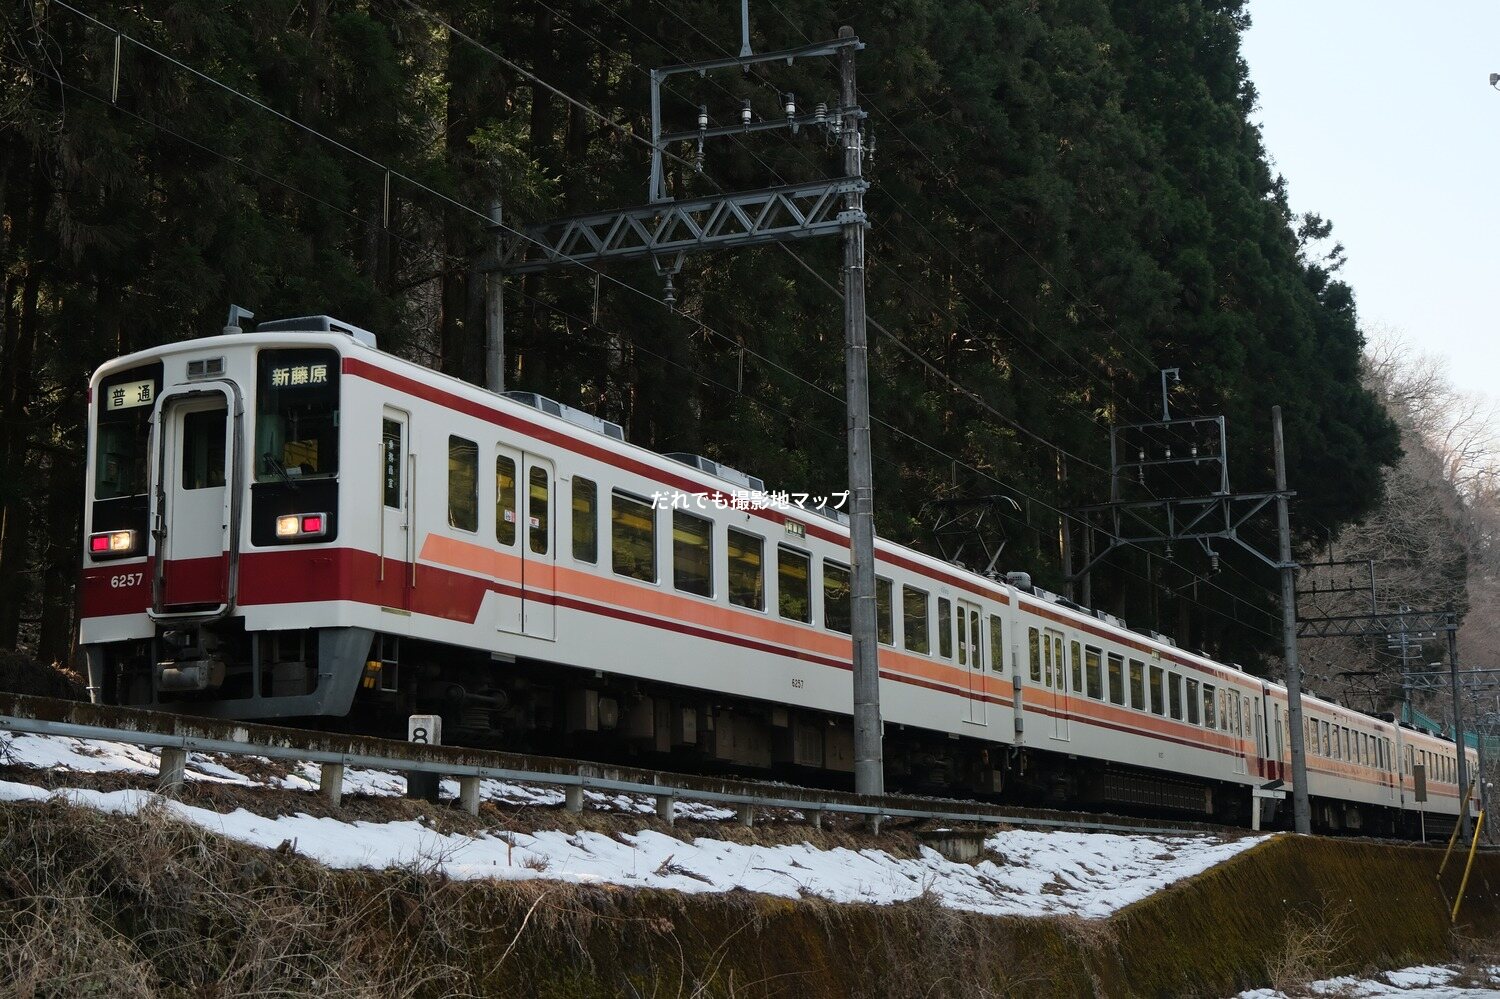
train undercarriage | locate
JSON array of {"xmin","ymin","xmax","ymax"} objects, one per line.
[{"xmin": 87, "ymin": 623, "xmax": 1451, "ymax": 839}]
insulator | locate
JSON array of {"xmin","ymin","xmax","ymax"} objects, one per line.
[
  {"xmin": 697, "ymin": 105, "xmax": 708, "ymax": 131},
  {"xmin": 741, "ymin": 99, "xmax": 752, "ymax": 126},
  {"xmin": 1165, "ymin": 543, "xmax": 1174, "ymax": 561},
  {"xmin": 1138, "ymin": 448, "xmax": 1146, "ymax": 462},
  {"xmin": 1164, "ymin": 446, "xmax": 1172, "ymax": 459},
  {"xmin": 866, "ymin": 129, "xmax": 876, "ymax": 161},
  {"xmin": 784, "ymin": 92, "xmax": 796, "ymax": 118},
  {"xmin": 1210, "ymin": 552, "xmax": 1220, "ymax": 572},
  {"xmin": 815, "ymin": 102, "xmax": 827, "ymax": 127},
  {"xmin": 1191, "ymin": 444, "xmax": 1199, "ymax": 457}
]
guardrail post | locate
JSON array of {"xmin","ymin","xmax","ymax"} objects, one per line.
[
  {"xmin": 458, "ymin": 776, "xmax": 482, "ymax": 816},
  {"xmin": 157, "ymin": 746, "xmax": 187, "ymax": 793},
  {"xmin": 737, "ymin": 805, "xmax": 755, "ymax": 828},
  {"xmin": 811, "ymin": 807, "xmax": 824, "ymax": 832},
  {"xmin": 321, "ymin": 763, "xmax": 345, "ymax": 808},
  {"xmin": 867, "ymin": 813, "xmax": 883, "ymax": 835},
  {"xmin": 656, "ymin": 794, "xmax": 675, "ymax": 825},
  {"xmin": 565, "ymin": 785, "xmax": 584, "ymax": 815}
]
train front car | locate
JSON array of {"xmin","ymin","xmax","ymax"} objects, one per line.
[{"xmin": 80, "ymin": 317, "xmax": 373, "ymax": 719}]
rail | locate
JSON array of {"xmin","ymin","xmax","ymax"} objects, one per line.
[{"xmin": 0, "ymin": 693, "xmax": 1217, "ymax": 837}]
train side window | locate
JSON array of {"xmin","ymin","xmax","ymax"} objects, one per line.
[
  {"xmin": 938, "ymin": 599, "xmax": 953, "ymax": 658},
  {"xmin": 903, "ymin": 586, "xmax": 930, "ymax": 654},
  {"xmin": 447, "ymin": 436, "xmax": 478, "ymax": 532},
  {"xmin": 1085, "ymin": 647, "xmax": 1102, "ymax": 699},
  {"xmin": 1104, "ymin": 653, "xmax": 1123, "ymax": 705},
  {"xmin": 1186, "ymin": 679, "xmax": 1200, "ymax": 724},
  {"xmin": 823, "ymin": 561, "xmax": 852, "ymax": 634},
  {"xmin": 990, "ymin": 616, "xmax": 1005, "ymax": 672},
  {"xmin": 673, "ymin": 510, "xmax": 713, "ymax": 597},
  {"xmin": 1071, "ymin": 641, "xmax": 1083, "ymax": 691},
  {"xmin": 611, "ymin": 491, "xmax": 657, "ymax": 582},
  {"xmin": 1168, "ymin": 672, "xmax": 1183, "ymax": 719},
  {"xmin": 877, "ymin": 578, "xmax": 894, "ymax": 646},
  {"xmin": 727, "ymin": 528, "xmax": 764, "ymax": 610},
  {"xmin": 1322, "ymin": 721, "xmax": 1331, "ymax": 757},
  {"xmin": 495, "ymin": 455, "xmax": 517, "ymax": 546},
  {"xmin": 1148, "ymin": 665, "xmax": 1164, "ymax": 715},
  {"xmin": 1128, "ymin": 660, "xmax": 1145, "ymax": 711},
  {"xmin": 1028, "ymin": 628, "xmax": 1041, "ymax": 681},
  {"xmin": 1202, "ymin": 684, "xmax": 1217, "ymax": 728},
  {"xmin": 572, "ymin": 477, "xmax": 598, "ymax": 563},
  {"xmin": 528, "ymin": 466, "xmax": 550, "ymax": 555},
  {"xmin": 1217, "ymin": 690, "xmax": 1227, "ymax": 731},
  {"xmin": 778, "ymin": 547, "xmax": 811, "ymax": 622}
]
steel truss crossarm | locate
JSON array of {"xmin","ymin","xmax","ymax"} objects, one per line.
[{"xmin": 490, "ymin": 178, "xmax": 867, "ymax": 274}]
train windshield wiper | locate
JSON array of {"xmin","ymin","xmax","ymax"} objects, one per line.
[{"xmin": 262, "ymin": 452, "xmax": 299, "ymax": 489}]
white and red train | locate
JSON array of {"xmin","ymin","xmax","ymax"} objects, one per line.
[{"xmin": 78, "ymin": 315, "xmax": 1475, "ymax": 833}]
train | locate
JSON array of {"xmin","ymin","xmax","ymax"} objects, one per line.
[{"xmin": 78, "ymin": 313, "xmax": 1476, "ymax": 835}]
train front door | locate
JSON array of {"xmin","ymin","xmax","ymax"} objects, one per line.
[
  {"xmin": 156, "ymin": 389, "xmax": 235, "ymax": 612},
  {"xmin": 379, "ymin": 409, "xmax": 411, "ymax": 611}
]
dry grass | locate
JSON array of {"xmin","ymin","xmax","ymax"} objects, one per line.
[{"xmin": 1262, "ymin": 900, "xmax": 1356, "ymax": 997}]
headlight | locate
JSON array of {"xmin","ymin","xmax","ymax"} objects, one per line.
[{"xmin": 89, "ymin": 530, "xmax": 136, "ymax": 556}]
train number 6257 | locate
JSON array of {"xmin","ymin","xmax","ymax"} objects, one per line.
[{"xmin": 109, "ymin": 572, "xmax": 144, "ymax": 589}]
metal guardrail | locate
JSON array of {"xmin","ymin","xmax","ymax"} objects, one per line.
[{"xmin": 0, "ymin": 693, "xmax": 1213, "ymax": 838}]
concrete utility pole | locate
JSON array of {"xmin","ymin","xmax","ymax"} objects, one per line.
[
  {"xmin": 1274, "ymin": 406, "xmax": 1312, "ymax": 834},
  {"xmin": 1449, "ymin": 605, "xmax": 1472, "ymax": 840},
  {"xmin": 839, "ymin": 26, "xmax": 881, "ymax": 796}
]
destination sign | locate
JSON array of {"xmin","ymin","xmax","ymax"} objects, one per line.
[{"xmin": 105, "ymin": 379, "xmax": 155, "ymax": 411}]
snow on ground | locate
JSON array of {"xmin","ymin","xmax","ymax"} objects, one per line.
[
  {"xmin": 0, "ymin": 729, "xmax": 1265, "ymax": 917},
  {"xmin": 1236, "ymin": 964, "xmax": 1500, "ymax": 997}
]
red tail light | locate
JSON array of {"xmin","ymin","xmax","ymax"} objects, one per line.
[
  {"xmin": 88, "ymin": 530, "xmax": 137, "ymax": 557},
  {"xmin": 276, "ymin": 513, "xmax": 329, "ymax": 539}
]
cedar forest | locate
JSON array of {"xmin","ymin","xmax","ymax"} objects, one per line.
[{"xmin": 0, "ymin": 1, "xmax": 1422, "ymax": 690}]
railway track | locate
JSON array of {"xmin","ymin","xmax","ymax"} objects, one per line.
[{"xmin": 0, "ymin": 692, "xmax": 1244, "ymax": 839}]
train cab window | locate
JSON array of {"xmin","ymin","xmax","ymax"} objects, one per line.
[
  {"xmin": 726, "ymin": 528, "xmax": 764, "ymax": 609},
  {"xmin": 1028, "ymin": 628, "xmax": 1041, "ymax": 682},
  {"xmin": 528, "ymin": 466, "xmax": 550, "ymax": 555},
  {"xmin": 938, "ymin": 599, "xmax": 953, "ymax": 659},
  {"xmin": 256, "ymin": 348, "xmax": 339, "ymax": 482},
  {"xmin": 612, "ymin": 491, "xmax": 657, "ymax": 582},
  {"xmin": 1168, "ymin": 673, "xmax": 1183, "ymax": 719},
  {"xmin": 672, "ymin": 510, "xmax": 713, "ymax": 597},
  {"xmin": 495, "ymin": 455, "xmax": 518, "ymax": 546},
  {"xmin": 1071, "ymin": 641, "xmax": 1083, "ymax": 691},
  {"xmin": 1128, "ymin": 660, "xmax": 1145, "ymax": 711},
  {"xmin": 180, "ymin": 409, "xmax": 226, "ymax": 489},
  {"xmin": 991, "ymin": 616, "xmax": 1006, "ymax": 673},
  {"xmin": 877, "ymin": 578, "xmax": 894, "ymax": 646},
  {"xmin": 1186, "ymin": 679, "xmax": 1200, "ymax": 724},
  {"xmin": 572, "ymin": 477, "xmax": 598, "ymax": 563},
  {"xmin": 1085, "ymin": 647, "xmax": 1102, "ymax": 699},
  {"xmin": 903, "ymin": 586, "xmax": 930, "ymax": 654},
  {"xmin": 95, "ymin": 362, "xmax": 162, "ymax": 499},
  {"xmin": 1202, "ymin": 685, "xmax": 1217, "ymax": 728},
  {"xmin": 1106, "ymin": 654, "xmax": 1124, "ymax": 705},
  {"xmin": 778, "ymin": 547, "xmax": 811, "ymax": 622},
  {"xmin": 823, "ymin": 561, "xmax": 852, "ymax": 634},
  {"xmin": 447, "ymin": 436, "xmax": 479, "ymax": 532},
  {"xmin": 1149, "ymin": 666, "xmax": 1165, "ymax": 715}
]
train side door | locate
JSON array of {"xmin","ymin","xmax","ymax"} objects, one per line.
[
  {"xmin": 957, "ymin": 599, "xmax": 986, "ymax": 724},
  {"xmin": 379, "ymin": 409, "xmax": 411, "ymax": 611},
  {"xmin": 1047, "ymin": 628, "xmax": 1069, "ymax": 740},
  {"xmin": 156, "ymin": 389, "xmax": 234, "ymax": 612},
  {"xmin": 493, "ymin": 446, "xmax": 525, "ymax": 635},
  {"xmin": 521, "ymin": 453, "xmax": 556, "ymax": 640}
]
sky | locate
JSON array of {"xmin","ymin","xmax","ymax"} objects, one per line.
[{"xmin": 1240, "ymin": 1, "xmax": 1500, "ymax": 400}]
